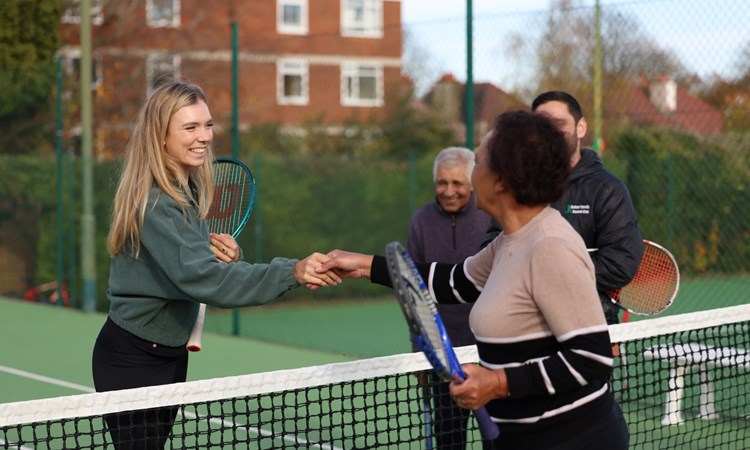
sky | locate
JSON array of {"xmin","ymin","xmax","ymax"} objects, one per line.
[
  {"xmin": 399, "ymin": 0, "xmax": 749, "ymax": 92},
  {"xmin": 401, "ymin": 0, "xmax": 553, "ymax": 21}
]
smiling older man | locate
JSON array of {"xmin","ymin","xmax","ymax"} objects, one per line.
[{"xmin": 407, "ymin": 146, "xmax": 492, "ymax": 450}]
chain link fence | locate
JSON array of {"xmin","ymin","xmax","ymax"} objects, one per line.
[
  {"xmin": 402, "ymin": 0, "xmax": 750, "ymax": 320},
  {"xmin": 2, "ymin": 0, "xmax": 749, "ymax": 338}
]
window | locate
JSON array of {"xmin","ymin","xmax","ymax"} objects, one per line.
[
  {"xmin": 277, "ymin": 0, "xmax": 308, "ymax": 35},
  {"xmin": 341, "ymin": 62, "xmax": 382, "ymax": 106},
  {"xmin": 62, "ymin": 0, "xmax": 104, "ymax": 25},
  {"xmin": 147, "ymin": 0, "xmax": 180, "ymax": 28},
  {"xmin": 147, "ymin": 54, "xmax": 181, "ymax": 95},
  {"xmin": 341, "ymin": 0, "xmax": 382, "ymax": 38},
  {"xmin": 66, "ymin": 52, "xmax": 103, "ymax": 91},
  {"xmin": 277, "ymin": 60, "xmax": 309, "ymax": 105}
]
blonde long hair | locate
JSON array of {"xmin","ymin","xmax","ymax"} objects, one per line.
[{"xmin": 107, "ymin": 82, "xmax": 215, "ymax": 257}]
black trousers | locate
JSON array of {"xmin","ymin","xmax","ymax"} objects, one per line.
[{"xmin": 92, "ymin": 317, "xmax": 188, "ymax": 450}]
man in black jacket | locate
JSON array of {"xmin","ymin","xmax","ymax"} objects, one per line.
[{"xmin": 481, "ymin": 91, "xmax": 643, "ymax": 324}]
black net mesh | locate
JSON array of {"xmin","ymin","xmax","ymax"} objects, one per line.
[{"xmin": 2, "ymin": 306, "xmax": 749, "ymax": 449}]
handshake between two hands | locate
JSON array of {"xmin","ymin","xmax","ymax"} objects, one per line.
[{"xmin": 294, "ymin": 250, "xmax": 375, "ymax": 290}]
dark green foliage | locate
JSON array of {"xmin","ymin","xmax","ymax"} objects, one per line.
[
  {"xmin": 0, "ymin": 155, "xmax": 116, "ymax": 310},
  {"xmin": 607, "ymin": 128, "xmax": 750, "ymax": 275},
  {"xmin": 0, "ymin": 0, "xmax": 61, "ymax": 117},
  {"xmin": 374, "ymin": 91, "xmax": 458, "ymax": 156},
  {"xmin": 237, "ymin": 152, "xmax": 435, "ymax": 300},
  {"xmin": 5, "ymin": 125, "xmax": 749, "ymax": 310},
  {"xmin": 0, "ymin": 0, "xmax": 61, "ymax": 154}
]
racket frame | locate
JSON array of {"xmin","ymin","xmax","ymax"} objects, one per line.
[
  {"xmin": 589, "ymin": 239, "xmax": 679, "ymax": 316},
  {"xmin": 385, "ymin": 242, "xmax": 500, "ymax": 441},
  {"xmin": 187, "ymin": 157, "xmax": 256, "ymax": 352}
]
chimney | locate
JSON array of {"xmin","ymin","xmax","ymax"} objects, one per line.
[
  {"xmin": 428, "ymin": 73, "xmax": 463, "ymax": 123},
  {"xmin": 649, "ymin": 76, "xmax": 677, "ymax": 113}
]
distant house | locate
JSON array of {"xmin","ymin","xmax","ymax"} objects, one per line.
[
  {"xmin": 421, "ymin": 73, "xmax": 525, "ymax": 145},
  {"xmin": 421, "ymin": 73, "xmax": 723, "ymax": 147},
  {"xmin": 609, "ymin": 76, "xmax": 724, "ymax": 135},
  {"xmin": 59, "ymin": 0, "xmax": 404, "ymax": 158}
]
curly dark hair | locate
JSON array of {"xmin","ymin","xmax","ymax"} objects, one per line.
[{"xmin": 487, "ymin": 110, "xmax": 571, "ymax": 206}]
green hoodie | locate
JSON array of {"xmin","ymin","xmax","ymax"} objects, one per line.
[{"xmin": 107, "ymin": 187, "xmax": 299, "ymax": 346}]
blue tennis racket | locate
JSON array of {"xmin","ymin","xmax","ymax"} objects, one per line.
[
  {"xmin": 385, "ymin": 242, "xmax": 500, "ymax": 441},
  {"xmin": 187, "ymin": 157, "xmax": 256, "ymax": 352}
]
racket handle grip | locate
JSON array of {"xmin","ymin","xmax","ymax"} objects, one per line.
[
  {"xmin": 474, "ymin": 407, "xmax": 500, "ymax": 441},
  {"xmin": 186, "ymin": 303, "xmax": 206, "ymax": 352},
  {"xmin": 452, "ymin": 374, "xmax": 500, "ymax": 440}
]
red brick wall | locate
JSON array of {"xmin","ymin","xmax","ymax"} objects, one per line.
[{"xmin": 61, "ymin": 0, "xmax": 404, "ymax": 157}]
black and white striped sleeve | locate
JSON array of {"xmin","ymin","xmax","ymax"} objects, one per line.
[{"xmin": 370, "ymin": 256, "xmax": 481, "ymax": 304}]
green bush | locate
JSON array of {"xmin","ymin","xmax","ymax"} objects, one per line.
[
  {"xmin": 607, "ymin": 128, "xmax": 750, "ymax": 275},
  {"xmin": 5, "ymin": 127, "xmax": 749, "ymax": 312}
]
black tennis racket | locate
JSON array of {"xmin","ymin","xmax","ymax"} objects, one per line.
[
  {"xmin": 589, "ymin": 239, "xmax": 679, "ymax": 316},
  {"xmin": 187, "ymin": 157, "xmax": 256, "ymax": 352},
  {"xmin": 385, "ymin": 242, "xmax": 500, "ymax": 441}
]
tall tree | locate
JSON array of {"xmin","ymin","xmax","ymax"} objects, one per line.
[
  {"xmin": 0, "ymin": 0, "xmax": 61, "ymax": 154},
  {"xmin": 699, "ymin": 40, "xmax": 750, "ymax": 132},
  {"xmin": 401, "ymin": 27, "xmax": 442, "ymax": 99},
  {"xmin": 505, "ymin": 0, "xmax": 687, "ymax": 112}
]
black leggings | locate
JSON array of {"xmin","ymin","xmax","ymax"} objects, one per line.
[{"xmin": 92, "ymin": 317, "xmax": 188, "ymax": 450}]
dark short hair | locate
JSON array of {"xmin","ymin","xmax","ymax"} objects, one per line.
[
  {"xmin": 531, "ymin": 91, "xmax": 584, "ymax": 123},
  {"xmin": 487, "ymin": 110, "xmax": 571, "ymax": 205}
]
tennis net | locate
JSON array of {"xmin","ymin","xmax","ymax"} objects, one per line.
[{"xmin": 1, "ymin": 304, "xmax": 749, "ymax": 449}]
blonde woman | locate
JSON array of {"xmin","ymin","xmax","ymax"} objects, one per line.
[{"xmin": 92, "ymin": 82, "xmax": 339, "ymax": 449}]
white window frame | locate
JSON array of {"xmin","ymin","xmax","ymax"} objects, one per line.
[
  {"xmin": 62, "ymin": 0, "xmax": 104, "ymax": 25},
  {"xmin": 277, "ymin": 59, "xmax": 309, "ymax": 105},
  {"xmin": 147, "ymin": 0, "xmax": 180, "ymax": 28},
  {"xmin": 146, "ymin": 54, "xmax": 181, "ymax": 96},
  {"xmin": 63, "ymin": 49, "xmax": 103, "ymax": 91},
  {"xmin": 277, "ymin": 0, "xmax": 308, "ymax": 35},
  {"xmin": 340, "ymin": 62, "xmax": 383, "ymax": 107},
  {"xmin": 341, "ymin": 0, "xmax": 382, "ymax": 38}
]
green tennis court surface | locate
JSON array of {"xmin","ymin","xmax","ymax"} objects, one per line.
[
  {"xmin": 3, "ymin": 304, "xmax": 750, "ymax": 449},
  {"xmin": 0, "ymin": 297, "xmax": 356, "ymax": 404},
  {"xmin": 3, "ymin": 272, "xmax": 749, "ymax": 403},
  {"xmin": 202, "ymin": 297, "xmax": 412, "ymax": 358},
  {"xmin": 3, "ymin": 281, "xmax": 750, "ymax": 449}
]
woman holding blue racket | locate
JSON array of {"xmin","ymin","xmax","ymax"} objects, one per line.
[
  {"xmin": 320, "ymin": 110, "xmax": 628, "ymax": 450},
  {"xmin": 92, "ymin": 81, "xmax": 341, "ymax": 449}
]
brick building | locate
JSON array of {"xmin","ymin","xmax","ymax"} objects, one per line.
[
  {"xmin": 421, "ymin": 73, "xmax": 525, "ymax": 146},
  {"xmin": 59, "ymin": 0, "xmax": 404, "ymax": 158},
  {"xmin": 610, "ymin": 76, "xmax": 725, "ymax": 136},
  {"xmin": 422, "ymin": 73, "xmax": 725, "ymax": 147}
]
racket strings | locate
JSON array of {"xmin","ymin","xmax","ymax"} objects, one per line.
[
  {"xmin": 413, "ymin": 299, "xmax": 450, "ymax": 366},
  {"xmin": 207, "ymin": 164, "xmax": 253, "ymax": 236},
  {"xmin": 616, "ymin": 245, "xmax": 679, "ymax": 313},
  {"xmin": 397, "ymin": 259, "xmax": 453, "ymax": 375}
]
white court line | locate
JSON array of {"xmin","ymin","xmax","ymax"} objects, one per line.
[
  {"xmin": 0, "ymin": 365, "xmax": 343, "ymax": 450},
  {"xmin": 0, "ymin": 365, "xmax": 94, "ymax": 393},
  {"xmin": 0, "ymin": 365, "xmax": 93, "ymax": 449},
  {"xmin": 191, "ymin": 411, "xmax": 343, "ymax": 450},
  {"xmin": 0, "ymin": 440, "xmax": 34, "ymax": 450}
]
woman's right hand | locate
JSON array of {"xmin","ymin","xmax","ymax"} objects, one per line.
[
  {"xmin": 295, "ymin": 252, "xmax": 343, "ymax": 289},
  {"xmin": 317, "ymin": 250, "xmax": 374, "ymax": 280},
  {"xmin": 450, "ymin": 364, "xmax": 509, "ymax": 410}
]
